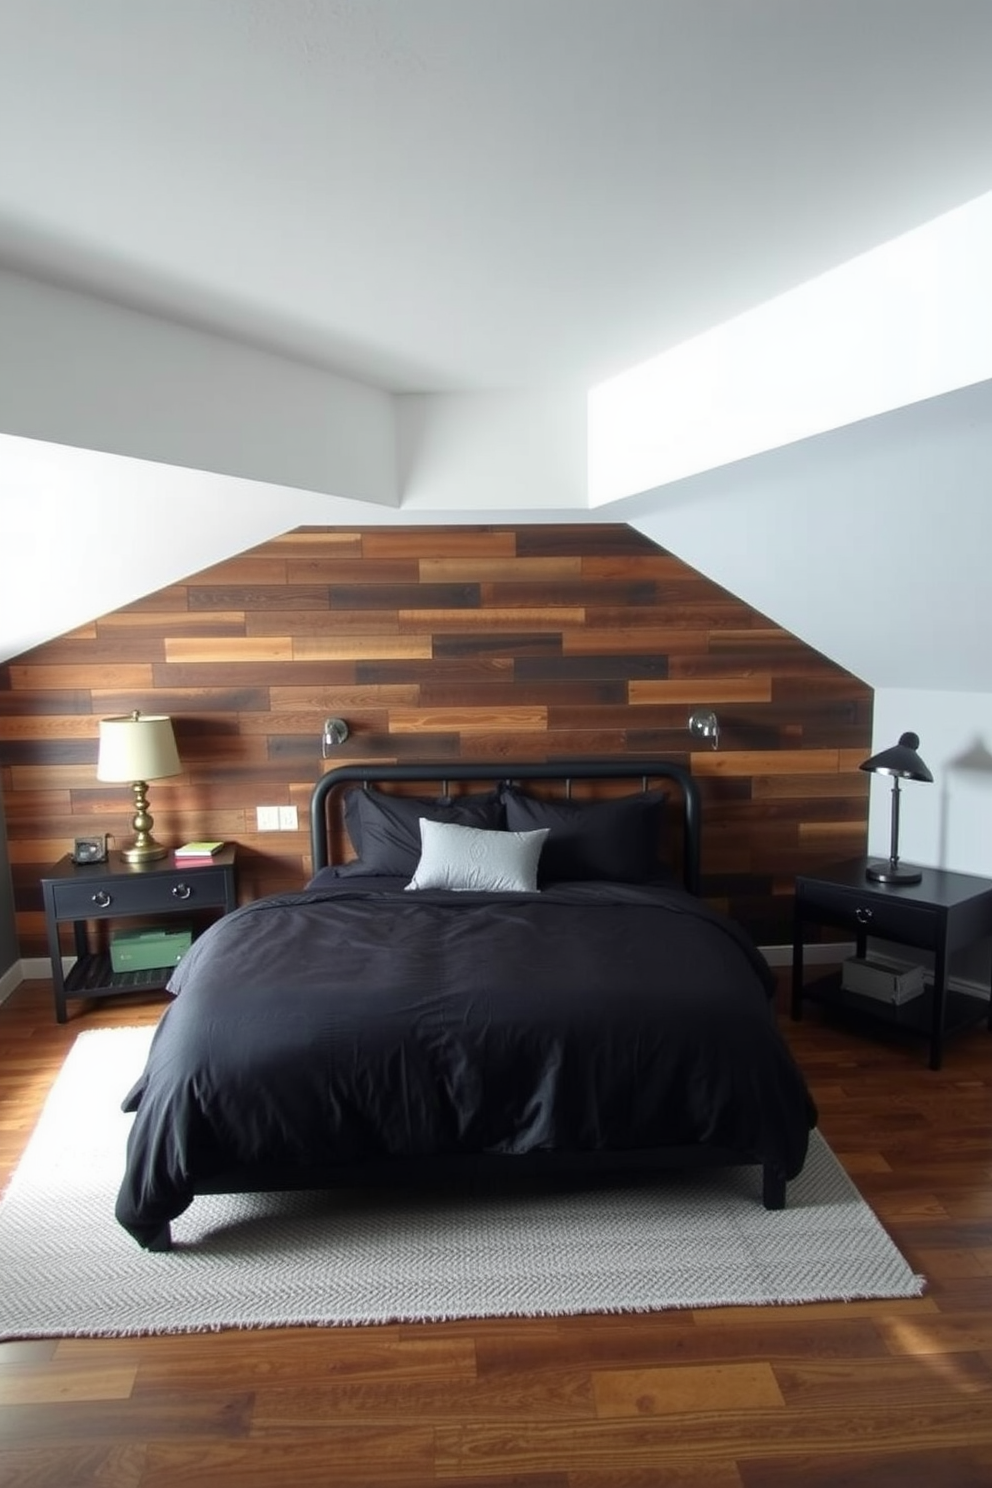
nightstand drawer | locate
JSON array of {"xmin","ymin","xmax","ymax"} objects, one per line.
[
  {"xmin": 796, "ymin": 878, "xmax": 938, "ymax": 947},
  {"xmin": 50, "ymin": 867, "xmax": 230, "ymax": 920}
]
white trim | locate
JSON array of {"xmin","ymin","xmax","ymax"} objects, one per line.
[
  {"xmin": 21, "ymin": 955, "xmax": 69, "ymax": 980},
  {"xmin": 0, "ymin": 955, "xmax": 74, "ymax": 1006},
  {"xmin": 4, "ymin": 948, "xmax": 989, "ymax": 1006},
  {"xmin": 760, "ymin": 942, "xmax": 990, "ymax": 1000},
  {"xmin": 0, "ymin": 959, "xmax": 23, "ymax": 1006}
]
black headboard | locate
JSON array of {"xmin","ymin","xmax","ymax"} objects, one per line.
[{"xmin": 310, "ymin": 759, "xmax": 700, "ymax": 895}]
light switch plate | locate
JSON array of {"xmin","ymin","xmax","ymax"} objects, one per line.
[
  {"xmin": 278, "ymin": 805, "xmax": 299, "ymax": 831},
  {"xmin": 256, "ymin": 806, "xmax": 280, "ymax": 831}
]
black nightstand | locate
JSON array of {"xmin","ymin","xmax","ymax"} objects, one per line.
[
  {"xmin": 41, "ymin": 848, "xmax": 238, "ymax": 1023},
  {"xmin": 792, "ymin": 858, "xmax": 992, "ymax": 1070}
]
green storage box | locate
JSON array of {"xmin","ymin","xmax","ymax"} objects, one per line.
[{"xmin": 110, "ymin": 925, "xmax": 192, "ymax": 973}]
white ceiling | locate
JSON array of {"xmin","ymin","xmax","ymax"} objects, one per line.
[
  {"xmin": 2, "ymin": 2, "xmax": 992, "ymax": 698},
  {"xmin": 3, "ymin": 0, "xmax": 992, "ymax": 396}
]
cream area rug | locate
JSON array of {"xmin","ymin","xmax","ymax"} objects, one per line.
[{"xmin": 0, "ymin": 1028, "xmax": 924, "ymax": 1339}]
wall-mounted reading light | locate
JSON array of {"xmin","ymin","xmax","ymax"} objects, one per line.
[
  {"xmin": 688, "ymin": 708, "xmax": 720, "ymax": 750},
  {"xmin": 321, "ymin": 718, "xmax": 350, "ymax": 757}
]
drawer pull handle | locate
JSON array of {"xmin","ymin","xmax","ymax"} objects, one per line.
[
  {"xmin": 172, "ymin": 883, "xmax": 193, "ymax": 901},
  {"xmin": 855, "ymin": 906, "xmax": 873, "ymax": 924},
  {"xmin": 91, "ymin": 890, "xmax": 112, "ymax": 909}
]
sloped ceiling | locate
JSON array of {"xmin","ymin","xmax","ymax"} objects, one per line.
[
  {"xmin": 2, "ymin": 1, "xmax": 992, "ymax": 684},
  {"xmin": 3, "ymin": 0, "xmax": 992, "ymax": 391}
]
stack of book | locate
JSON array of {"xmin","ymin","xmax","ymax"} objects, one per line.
[{"xmin": 174, "ymin": 841, "xmax": 224, "ymax": 864}]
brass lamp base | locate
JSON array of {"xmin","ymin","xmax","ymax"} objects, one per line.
[
  {"xmin": 122, "ymin": 839, "xmax": 169, "ymax": 864},
  {"xmin": 122, "ymin": 780, "xmax": 169, "ymax": 863}
]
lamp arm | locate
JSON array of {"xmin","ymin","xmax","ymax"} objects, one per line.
[{"xmin": 888, "ymin": 776, "xmax": 902, "ymax": 869}]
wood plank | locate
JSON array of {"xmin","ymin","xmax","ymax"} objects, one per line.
[
  {"xmin": 286, "ymin": 559, "xmax": 418, "ymax": 584},
  {"xmin": 691, "ymin": 750, "xmax": 842, "ymax": 776},
  {"xmin": 164, "ymin": 638, "xmax": 294, "ymax": 663},
  {"xmin": 292, "ymin": 636, "xmax": 432, "ymax": 660},
  {"xmin": 629, "ymin": 679, "xmax": 773, "ymax": 704},
  {"xmin": 137, "ymin": 1431, "xmax": 435, "ymax": 1485},
  {"xmin": 592, "ymin": 1363, "xmax": 785, "ymax": 1417},
  {"xmin": 0, "ymin": 1444, "xmax": 147, "ymax": 1488},
  {"xmin": 420, "ymin": 557, "xmax": 581, "ymax": 582},
  {"xmin": 6, "ymin": 664, "xmax": 154, "ymax": 690},
  {"xmin": 247, "ymin": 610, "xmax": 402, "ymax": 634},
  {"xmin": 0, "ymin": 1363, "xmax": 137, "ymax": 1405},
  {"xmin": 365, "ymin": 531, "xmax": 516, "ymax": 558},
  {"xmin": 399, "ymin": 607, "xmax": 585, "ymax": 629},
  {"xmin": 388, "ymin": 708, "xmax": 548, "ymax": 734},
  {"xmin": 269, "ymin": 685, "xmax": 420, "ymax": 709}
]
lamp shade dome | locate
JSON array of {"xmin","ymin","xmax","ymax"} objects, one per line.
[
  {"xmin": 97, "ymin": 713, "xmax": 181, "ymax": 783},
  {"xmin": 859, "ymin": 731, "xmax": 933, "ymax": 784}
]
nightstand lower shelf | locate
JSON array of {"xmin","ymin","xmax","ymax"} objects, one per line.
[
  {"xmin": 63, "ymin": 953, "xmax": 178, "ymax": 997},
  {"xmin": 801, "ymin": 970, "xmax": 989, "ymax": 1044}
]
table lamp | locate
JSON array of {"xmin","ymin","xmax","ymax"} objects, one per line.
[
  {"xmin": 97, "ymin": 710, "xmax": 182, "ymax": 863},
  {"xmin": 859, "ymin": 731, "xmax": 933, "ymax": 885}
]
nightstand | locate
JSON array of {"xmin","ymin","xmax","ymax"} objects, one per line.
[
  {"xmin": 41, "ymin": 847, "xmax": 238, "ymax": 1023},
  {"xmin": 792, "ymin": 858, "xmax": 992, "ymax": 1070}
]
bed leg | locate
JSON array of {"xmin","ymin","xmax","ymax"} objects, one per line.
[
  {"xmin": 143, "ymin": 1223, "xmax": 173, "ymax": 1252},
  {"xmin": 762, "ymin": 1164, "xmax": 786, "ymax": 1210}
]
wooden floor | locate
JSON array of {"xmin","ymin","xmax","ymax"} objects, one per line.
[{"xmin": 2, "ymin": 975, "xmax": 992, "ymax": 1487}]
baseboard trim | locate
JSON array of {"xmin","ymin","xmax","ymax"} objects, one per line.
[
  {"xmin": 0, "ymin": 956, "xmax": 72, "ymax": 1006},
  {"xmin": 760, "ymin": 943, "xmax": 990, "ymax": 1000},
  {"xmin": 0, "ymin": 960, "xmax": 23, "ymax": 1007},
  {"xmin": 4, "ymin": 948, "xmax": 990, "ymax": 1005}
]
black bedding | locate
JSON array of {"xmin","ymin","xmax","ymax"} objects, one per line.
[{"xmin": 116, "ymin": 875, "xmax": 817, "ymax": 1248}]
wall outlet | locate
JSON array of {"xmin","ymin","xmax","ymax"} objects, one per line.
[
  {"xmin": 278, "ymin": 805, "xmax": 298, "ymax": 831},
  {"xmin": 256, "ymin": 806, "xmax": 280, "ymax": 831}
]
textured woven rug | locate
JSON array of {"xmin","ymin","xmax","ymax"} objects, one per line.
[{"xmin": 0, "ymin": 1027, "xmax": 923, "ymax": 1339}]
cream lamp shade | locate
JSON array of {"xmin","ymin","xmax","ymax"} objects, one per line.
[
  {"xmin": 97, "ymin": 712, "xmax": 181, "ymax": 784},
  {"xmin": 97, "ymin": 710, "xmax": 181, "ymax": 862}
]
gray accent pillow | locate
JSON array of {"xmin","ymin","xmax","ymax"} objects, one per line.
[{"xmin": 405, "ymin": 819, "xmax": 549, "ymax": 893}]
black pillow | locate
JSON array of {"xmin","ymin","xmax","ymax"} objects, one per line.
[
  {"xmin": 500, "ymin": 784, "xmax": 666, "ymax": 883},
  {"xmin": 343, "ymin": 787, "xmax": 505, "ymax": 877}
]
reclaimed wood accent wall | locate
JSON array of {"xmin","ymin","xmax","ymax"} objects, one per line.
[{"xmin": 0, "ymin": 523, "xmax": 871, "ymax": 956}]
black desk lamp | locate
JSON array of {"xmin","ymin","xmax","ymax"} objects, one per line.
[{"xmin": 859, "ymin": 731, "xmax": 933, "ymax": 885}]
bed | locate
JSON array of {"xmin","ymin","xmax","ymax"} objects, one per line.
[{"xmin": 115, "ymin": 759, "xmax": 817, "ymax": 1250}]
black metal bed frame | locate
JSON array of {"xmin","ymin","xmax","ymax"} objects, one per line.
[{"xmin": 309, "ymin": 757, "xmax": 701, "ymax": 894}]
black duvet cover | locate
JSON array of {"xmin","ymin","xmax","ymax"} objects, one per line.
[{"xmin": 116, "ymin": 878, "xmax": 817, "ymax": 1247}]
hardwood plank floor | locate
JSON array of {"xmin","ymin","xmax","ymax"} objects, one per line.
[{"xmin": 1, "ymin": 974, "xmax": 992, "ymax": 1487}]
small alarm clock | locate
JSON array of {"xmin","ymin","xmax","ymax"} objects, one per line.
[{"xmin": 72, "ymin": 835, "xmax": 108, "ymax": 864}]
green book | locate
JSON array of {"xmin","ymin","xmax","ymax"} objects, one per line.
[{"xmin": 175, "ymin": 841, "xmax": 224, "ymax": 857}]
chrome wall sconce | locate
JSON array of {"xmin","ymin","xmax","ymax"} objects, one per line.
[
  {"xmin": 859, "ymin": 730, "xmax": 933, "ymax": 884},
  {"xmin": 321, "ymin": 718, "xmax": 350, "ymax": 757},
  {"xmin": 688, "ymin": 709, "xmax": 720, "ymax": 750}
]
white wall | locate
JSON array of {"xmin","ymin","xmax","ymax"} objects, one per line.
[
  {"xmin": 870, "ymin": 689, "xmax": 992, "ymax": 880},
  {"xmin": 622, "ymin": 377, "xmax": 992, "ymax": 695},
  {"xmin": 589, "ymin": 189, "xmax": 992, "ymax": 502},
  {"xmin": 0, "ymin": 268, "xmax": 398, "ymax": 505},
  {"xmin": 397, "ymin": 388, "xmax": 588, "ymax": 510},
  {"xmin": 0, "ymin": 434, "xmax": 388, "ymax": 661}
]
